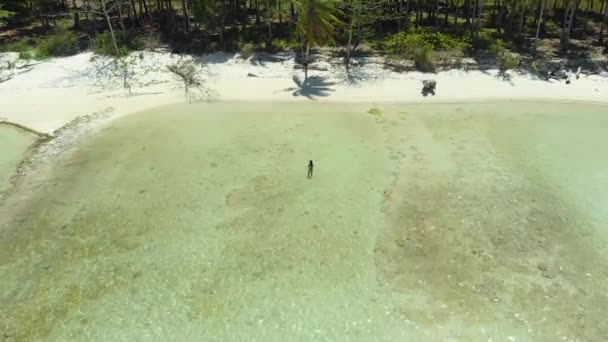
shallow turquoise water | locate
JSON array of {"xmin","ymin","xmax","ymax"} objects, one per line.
[{"xmin": 1, "ymin": 101, "xmax": 607, "ymax": 341}]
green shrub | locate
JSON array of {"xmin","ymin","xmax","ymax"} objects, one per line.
[
  {"xmin": 384, "ymin": 30, "xmax": 470, "ymax": 72},
  {"xmin": 385, "ymin": 30, "xmax": 470, "ymax": 53},
  {"xmin": 270, "ymin": 38, "xmax": 299, "ymax": 52},
  {"xmin": 92, "ymin": 31, "xmax": 146, "ymax": 56},
  {"xmin": 488, "ymin": 39, "xmax": 506, "ymax": 55},
  {"xmin": 474, "ymin": 29, "xmax": 498, "ymax": 51},
  {"xmin": 412, "ymin": 45, "xmax": 436, "ymax": 72},
  {"xmin": 7, "ymin": 38, "xmax": 35, "ymax": 59},
  {"xmin": 239, "ymin": 42, "xmax": 257, "ymax": 59},
  {"xmin": 92, "ymin": 31, "xmax": 118, "ymax": 55},
  {"xmin": 35, "ymin": 29, "xmax": 79, "ymax": 58},
  {"xmin": 543, "ymin": 20, "xmax": 560, "ymax": 35},
  {"xmin": 497, "ymin": 51, "xmax": 518, "ymax": 74},
  {"xmin": 529, "ymin": 60, "xmax": 541, "ymax": 75}
]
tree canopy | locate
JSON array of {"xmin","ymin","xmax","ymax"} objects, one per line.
[{"xmin": 0, "ymin": 0, "xmax": 606, "ymax": 69}]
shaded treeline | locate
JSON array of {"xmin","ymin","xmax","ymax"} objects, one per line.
[{"xmin": 1, "ymin": 0, "xmax": 607, "ymax": 54}]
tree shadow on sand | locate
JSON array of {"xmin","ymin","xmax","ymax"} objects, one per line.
[
  {"xmin": 249, "ymin": 52, "xmax": 291, "ymax": 67},
  {"xmin": 279, "ymin": 75, "xmax": 335, "ymax": 100},
  {"xmin": 331, "ymin": 63, "xmax": 382, "ymax": 87}
]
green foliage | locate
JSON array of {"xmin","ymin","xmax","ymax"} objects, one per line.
[
  {"xmin": 271, "ymin": 38, "xmax": 300, "ymax": 52},
  {"xmin": 412, "ymin": 45, "xmax": 436, "ymax": 72},
  {"xmin": 414, "ymin": 29, "xmax": 470, "ymax": 52},
  {"xmin": 0, "ymin": 4, "xmax": 16, "ymax": 25},
  {"xmin": 497, "ymin": 51, "xmax": 519, "ymax": 74},
  {"xmin": 191, "ymin": 0, "xmax": 223, "ymax": 34},
  {"xmin": 384, "ymin": 30, "xmax": 470, "ymax": 56},
  {"xmin": 529, "ymin": 60, "xmax": 542, "ymax": 75},
  {"xmin": 92, "ymin": 31, "xmax": 146, "ymax": 56},
  {"xmin": 6, "ymin": 38, "xmax": 35, "ymax": 59},
  {"xmin": 239, "ymin": 42, "xmax": 257, "ymax": 59},
  {"xmin": 36, "ymin": 29, "xmax": 79, "ymax": 58},
  {"xmin": 543, "ymin": 20, "xmax": 560, "ymax": 35},
  {"xmin": 92, "ymin": 32, "xmax": 120, "ymax": 55},
  {"xmin": 488, "ymin": 39, "xmax": 506, "ymax": 55},
  {"xmin": 384, "ymin": 30, "xmax": 469, "ymax": 72},
  {"xmin": 296, "ymin": 0, "xmax": 342, "ymax": 48},
  {"xmin": 474, "ymin": 29, "xmax": 498, "ymax": 51}
]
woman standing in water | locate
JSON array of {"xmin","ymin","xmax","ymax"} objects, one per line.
[{"xmin": 307, "ymin": 160, "xmax": 314, "ymax": 178}]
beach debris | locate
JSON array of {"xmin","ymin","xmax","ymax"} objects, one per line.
[
  {"xmin": 166, "ymin": 57, "xmax": 213, "ymax": 102},
  {"xmin": 247, "ymin": 73, "xmax": 259, "ymax": 77},
  {"xmin": 422, "ymin": 79, "xmax": 437, "ymax": 96}
]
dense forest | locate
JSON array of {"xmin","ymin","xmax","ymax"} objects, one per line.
[{"xmin": 0, "ymin": 0, "xmax": 607, "ymax": 71}]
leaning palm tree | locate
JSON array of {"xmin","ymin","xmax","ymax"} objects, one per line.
[{"xmin": 295, "ymin": 0, "xmax": 341, "ymax": 79}]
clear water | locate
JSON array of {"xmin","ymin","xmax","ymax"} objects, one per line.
[
  {"xmin": 1, "ymin": 101, "xmax": 607, "ymax": 341},
  {"xmin": 0, "ymin": 125, "xmax": 36, "ymax": 195}
]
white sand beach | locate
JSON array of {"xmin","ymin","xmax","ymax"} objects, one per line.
[{"xmin": 1, "ymin": 51, "xmax": 607, "ymax": 134}]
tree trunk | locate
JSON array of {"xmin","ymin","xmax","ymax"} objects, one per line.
[
  {"xmin": 561, "ymin": 0, "xmax": 578, "ymax": 49},
  {"xmin": 142, "ymin": 0, "xmax": 149, "ymax": 16},
  {"xmin": 181, "ymin": 0, "xmax": 191, "ymax": 32},
  {"xmin": 266, "ymin": 0, "xmax": 272, "ymax": 43},
  {"xmin": 255, "ymin": 0, "xmax": 261, "ymax": 24},
  {"xmin": 415, "ymin": 0, "xmax": 421, "ymax": 27},
  {"xmin": 398, "ymin": 0, "xmax": 404, "ymax": 31},
  {"xmin": 475, "ymin": 0, "xmax": 482, "ymax": 39},
  {"xmin": 304, "ymin": 41, "xmax": 310, "ymax": 79},
  {"xmin": 130, "ymin": 0, "xmax": 139, "ymax": 25},
  {"xmin": 600, "ymin": 0, "xmax": 607, "ymax": 44},
  {"xmin": 117, "ymin": 1, "xmax": 126, "ymax": 33},
  {"xmin": 519, "ymin": 4, "xmax": 526, "ymax": 35},
  {"xmin": 73, "ymin": 11, "xmax": 80, "ymax": 29},
  {"xmin": 498, "ymin": 0, "xmax": 505, "ymax": 34},
  {"xmin": 535, "ymin": 0, "xmax": 545, "ymax": 39},
  {"xmin": 405, "ymin": 0, "xmax": 411, "ymax": 30},
  {"xmin": 435, "ymin": 0, "xmax": 440, "ymax": 30},
  {"xmin": 465, "ymin": 0, "xmax": 472, "ymax": 28},
  {"xmin": 101, "ymin": 0, "xmax": 120, "ymax": 55},
  {"xmin": 346, "ymin": 2, "xmax": 357, "ymax": 65},
  {"xmin": 221, "ymin": 0, "xmax": 226, "ymax": 45}
]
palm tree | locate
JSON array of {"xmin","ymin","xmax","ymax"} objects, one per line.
[
  {"xmin": 561, "ymin": 0, "xmax": 581, "ymax": 49},
  {"xmin": 534, "ymin": 0, "xmax": 545, "ymax": 39},
  {"xmin": 295, "ymin": 0, "xmax": 341, "ymax": 78}
]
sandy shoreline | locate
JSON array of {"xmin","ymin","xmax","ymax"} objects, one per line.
[{"xmin": 1, "ymin": 50, "xmax": 608, "ymax": 135}]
